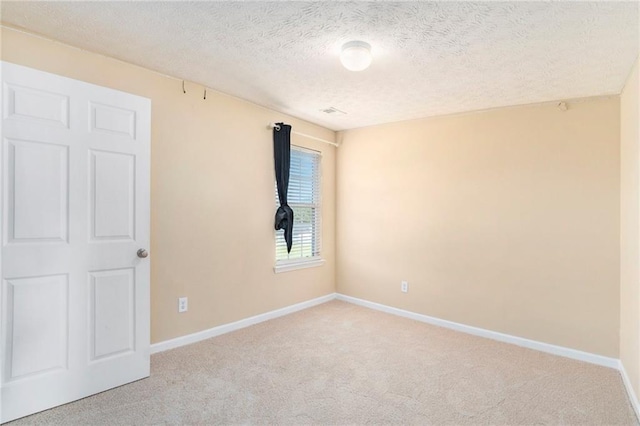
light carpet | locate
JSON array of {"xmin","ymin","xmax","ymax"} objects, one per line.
[{"xmin": 9, "ymin": 300, "xmax": 638, "ymax": 425}]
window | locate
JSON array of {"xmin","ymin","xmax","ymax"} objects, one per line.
[{"xmin": 275, "ymin": 146, "xmax": 323, "ymax": 272}]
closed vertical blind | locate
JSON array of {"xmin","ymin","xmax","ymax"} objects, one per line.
[{"xmin": 275, "ymin": 147, "xmax": 321, "ymax": 262}]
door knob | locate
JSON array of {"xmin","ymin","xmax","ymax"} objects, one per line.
[{"xmin": 137, "ymin": 249, "xmax": 149, "ymax": 258}]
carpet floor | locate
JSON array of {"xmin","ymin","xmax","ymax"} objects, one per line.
[{"xmin": 9, "ymin": 300, "xmax": 638, "ymax": 425}]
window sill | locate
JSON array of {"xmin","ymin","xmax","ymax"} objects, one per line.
[{"xmin": 274, "ymin": 258, "xmax": 325, "ymax": 274}]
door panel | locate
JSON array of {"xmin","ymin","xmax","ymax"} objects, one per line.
[
  {"xmin": 4, "ymin": 83, "xmax": 70, "ymax": 128},
  {"xmin": 90, "ymin": 102, "xmax": 136, "ymax": 139},
  {"xmin": 0, "ymin": 61, "xmax": 150, "ymax": 423},
  {"xmin": 90, "ymin": 150, "xmax": 135, "ymax": 241},
  {"xmin": 89, "ymin": 268, "xmax": 135, "ymax": 361},
  {"xmin": 3, "ymin": 274, "xmax": 68, "ymax": 380},
  {"xmin": 6, "ymin": 138, "xmax": 69, "ymax": 243}
]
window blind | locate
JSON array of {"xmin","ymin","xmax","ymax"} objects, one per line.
[{"xmin": 275, "ymin": 147, "xmax": 321, "ymax": 262}]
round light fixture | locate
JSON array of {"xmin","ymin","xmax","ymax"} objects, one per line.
[{"xmin": 340, "ymin": 41, "xmax": 372, "ymax": 71}]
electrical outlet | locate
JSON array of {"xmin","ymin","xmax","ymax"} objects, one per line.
[
  {"xmin": 401, "ymin": 281, "xmax": 408, "ymax": 293},
  {"xmin": 178, "ymin": 297, "xmax": 188, "ymax": 313}
]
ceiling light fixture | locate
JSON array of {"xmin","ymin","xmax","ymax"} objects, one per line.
[{"xmin": 340, "ymin": 41, "xmax": 372, "ymax": 72}]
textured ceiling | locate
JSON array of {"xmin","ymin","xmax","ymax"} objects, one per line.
[{"xmin": 1, "ymin": 1, "xmax": 638, "ymax": 131}]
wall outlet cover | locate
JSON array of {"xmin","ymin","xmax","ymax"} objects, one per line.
[{"xmin": 178, "ymin": 297, "xmax": 188, "ymax": 313}]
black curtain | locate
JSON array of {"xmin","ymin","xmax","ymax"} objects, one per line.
[{"xmin": 274, "ymin": 123, "xmax": 294, "ymax": 253}]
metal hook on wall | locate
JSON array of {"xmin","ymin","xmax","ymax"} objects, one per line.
[
  {"xmin": 182, "ymin": 81, "xmax": 186, "ymax": 94},
  {"xmin": 203, "ymin": 89, "xmax": 207, "ymax": 100}
]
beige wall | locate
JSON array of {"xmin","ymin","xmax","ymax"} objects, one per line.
[
  {"xmin": 0, "ymin": 24, "xmax": 630, "ymax": 362},
  {"xmin": 621, "ymin": 57, "xmax": 640, "ymax": 398},
  {"xmin": 337, "ymin": 98, "xmax": 621, "ymax": 357},
  {"xmin": 0, "ymin": 26, "xmax": 336, "ymax": 344}
]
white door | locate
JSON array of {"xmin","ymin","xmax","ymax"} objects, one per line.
[{"xmin": 0, "ymin": 62, "xmax": 151, "ymax": 423}]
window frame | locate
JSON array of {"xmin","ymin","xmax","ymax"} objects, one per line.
[{"xmin": 274, "ymin": 145, "xmax": 324, "ymax": 273}]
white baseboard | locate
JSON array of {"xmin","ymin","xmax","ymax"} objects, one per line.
[
  {"xmin": 150, "ymin": 293, "xmax": 336, "ymax": 354},
  {"xmin": 619, "ymin": 360, "xmax": 640, "ymax": 421},
  {"xmin": 151, "ymin": 290, "xmax": 636, "ymax": 414},
  {"xmin": 335, "ymin": 293, "xmax": 619, "ymax": 369},
  {"xmin": 153, "ymin": 291, "xmax": 619, "ymax": 369}
]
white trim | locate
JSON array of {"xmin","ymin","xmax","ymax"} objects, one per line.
[
  {"xmin": 619, "ymin": 360, "xmax": 640, "ymax": 421},
  {"xmin": 335, "ymin": 293, "xmax": 619, "ymax": 369},
  {"xmin": 151, "ymin": 293, "xmax": 336, "ymax": 354},
  {"xmin": 274, "ymin": 258, "xmax": 325, "ymax": 273},
  {"xmin": 268, "ymin": 123, "xmax": 338, "ymax": 147},
  {"xmin": 290, "ymin": 144, "xmax": 322, "ymax": 156},
  {"xmin": 150, "ymin": 290, "xmax": 638, "ymax": 417}
]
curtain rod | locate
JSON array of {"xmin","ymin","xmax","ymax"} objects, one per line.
[{"xmin": 268, "ymin": 123, "xmax": 339, "ymax": 147}]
